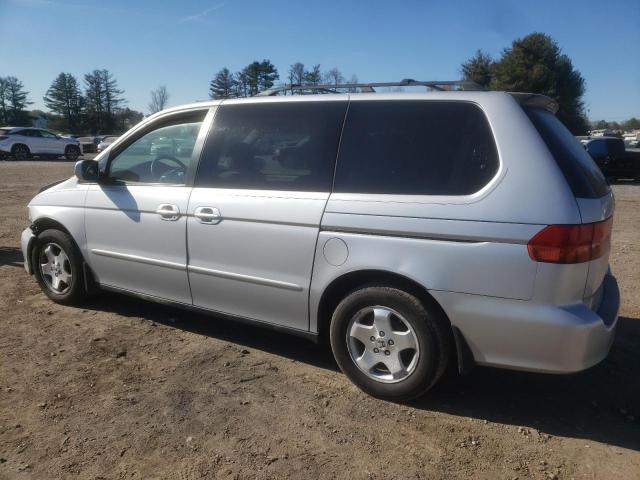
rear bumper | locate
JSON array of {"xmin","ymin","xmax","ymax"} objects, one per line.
[
  {"xmin": 21, "ymin": 227, "xmax": 35, "ymax": 274},
  {"xmin": 433, "ymin": 273, "xmax": 620, "ymax": 373}
]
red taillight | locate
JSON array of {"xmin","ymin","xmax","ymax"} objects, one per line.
[{"xmin": 527, "ymin": 217, "xmax": 613, "ymax": 264}]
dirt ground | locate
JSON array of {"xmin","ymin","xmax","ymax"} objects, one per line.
[{"xmin": 0, "ymin": 160, "xmax": 638, "ymax": 480}]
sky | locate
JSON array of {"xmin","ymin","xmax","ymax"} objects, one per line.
[{"xmin": 0, "ymin": 0, "xmax": 638, "ymax": 120}]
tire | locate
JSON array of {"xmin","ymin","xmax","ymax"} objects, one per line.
[
  {"xmin": 31, "ymin": 229, "xmax": 86, "ymax": 305},
  {"xmin": 11, "ymin": 144, "xmax": 30, "ymax": 161},
  {"xmin": 329, "ymin": 286, "xmax": 452, "ymax": 401},
  {"xmin": 64, "ymin": 145, "xmax": 80, "ymax": 161}
]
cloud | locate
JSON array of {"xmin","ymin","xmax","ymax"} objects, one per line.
[{"xmin": 179, "ymin": 2, "xmax": 226, "ymax": 24}]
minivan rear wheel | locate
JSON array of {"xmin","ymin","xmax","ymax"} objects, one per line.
[
  {"xmin": 329, "ymin": 286, "xmax": 451, "ymax": 401},
  {"xmin": 32, "ymin": 229, "xmax": 86, "ymax": 305}
]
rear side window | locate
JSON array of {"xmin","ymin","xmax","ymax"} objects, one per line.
[
  {"xmin": 526, "ymin": 108, "xmax": 609, "ymax": 198},
  {"xmin": 196, "ymin": 101, "xmax": 347, "ymax": 192},
  {"xmin": 334, "ymin": 101, "xmax": 499, "ymax": 195}
]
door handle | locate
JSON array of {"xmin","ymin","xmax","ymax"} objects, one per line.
[
  {"xmin": 194, "ymin": 206, "xmax": 221, "ymax": 224},
  {"xmin": 156, "ymin": 204, "xmax": 180, "ymax": 221}
]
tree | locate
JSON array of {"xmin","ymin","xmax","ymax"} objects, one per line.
[
  {"xmin": 288, "ymin": 62, "xmax": 305, "ymax": 85},
  {"xmin": 623, "ymin": 118, "xmax": 640, "ymax": 130},
  {"xmin": 323, "ymin": 67, "xmax": 344, "ymax": 86},
  {"xmin": 149, "ymin": 85, "xmax": 170, "ymax": 113},
  {"xmin": 83, "ymin": 69, "xmax": 125, "ymax": 133},
  {"xmin": 236, "ymin": 60, "xmax": 279, "ymax": 97},
  {"xmin": 347, "ymin": 74, "xmax": 359, "ymax": 93},
  {"xmin": 460, "ymin": 50, "xmax": 494, "ymax": 88},
  {"xmin": 257, "ymin": 59, "xmax": 279, "ymax": 92},
  {"xmin": 101, "ymin": 69, "xmax": 125, "ymax": 131},
  {"xmin": 304, "ymin": 64, "xmax": 322, "ymax": 85},
  {"xmin": 114, "ymin": 108, "xmax": 144, "ymax": 133},
  {"xmin": 0, "ymin": 78, "xmax": 8, "ymax": 125},
  {"xmin": 0, "ymin": 76, "xmax": 32, "ymax": 126},
  {"xmin": 489, "ymin": 33, "xmax": 589, "ymax": 134},
  {"xmin": 43, "ymin": 73, "xmax": 83, "ymax": 132},
  {"xmin": 83, "ymin": 70, "xmax": 105, "ymax": 133},
  {"xmin": 209, "ymin": 68, "xmax": 236, "ymax": 99}
]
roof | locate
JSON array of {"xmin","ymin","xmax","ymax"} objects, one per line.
[{"xmin": 149, "ymin": 90, "xmax": 558, "ymax": 121}]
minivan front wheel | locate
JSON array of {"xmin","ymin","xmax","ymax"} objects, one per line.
[
  {"xmin": 330, "ymin": 286, "xmax": 451, "ymax": 401},
  {"xmin": 32, "ymin": 229, "xmax": 86, "ymax": 305}
]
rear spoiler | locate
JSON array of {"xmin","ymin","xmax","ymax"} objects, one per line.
[{"xmin": 509, "ymin": 93, "xmax": 558, "ymax": 114}]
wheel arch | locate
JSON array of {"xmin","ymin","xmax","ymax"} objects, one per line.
[
  {"xmin": 315, "ymin": 268, "xmax": 473, "ymax": 373},
  {"xmin": 11, "ymin": 143, "xmax": 30, "ymax": 153}
]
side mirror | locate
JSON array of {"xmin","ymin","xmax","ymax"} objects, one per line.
[{"xmin": 75, "ymin": 159, "xmax": 99, "ymax": 183}]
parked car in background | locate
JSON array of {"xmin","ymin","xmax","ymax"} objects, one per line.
[
  {"xmin": 97, "ymin": 136, "xmax": 119, "ymax": 152},
  {"xmin": 77, "ymin": 137, "xmax": 98, "ymax": 154},
  {"xmin": 583, "ymin": 136, "xmax": 640, "ymax": 181},
  {"xmin": 0, "ymin": 127, "xmax": 81, "ymax": 160},
  {"xmin": 21, "ymin": 83, "xmax": 619, "ymax": 400}
]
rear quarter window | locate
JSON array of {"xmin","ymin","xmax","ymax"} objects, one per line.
[
  {"xmin": 333, "ymin": 101, "xmax": 499, "ymax": 195},
  {"xmin": 526, "ymin": 108, "xmax": 609, "ymax": 199}
]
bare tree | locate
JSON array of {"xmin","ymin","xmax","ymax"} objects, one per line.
[
  {"xmin": 149, "ymin": 85, "xmax": 169, "ymax": 114},
  {"xmin": 323, "ymin": 67, "xmax": 344, "ymax": 85},
  {"xmin": 288, "ymin": 62, "xmax": 305, "ymax": 85}
]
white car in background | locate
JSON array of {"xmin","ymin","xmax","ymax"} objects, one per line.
[
  {"xmin": 0, "ymin": 127, "xmax": 82, "ymax": 161},
  {"xmin": 97, "ymin": 135, "xmax": 119, "ymax": 152}
]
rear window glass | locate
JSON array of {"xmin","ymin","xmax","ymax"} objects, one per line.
[
  {"xmin": 526, "ymin": 108, "xmax": 609, "ymax": 198},
  {"xmin": 333, "ymin": 101, "xmax": 499, "ymax": 195},
  {"xmin": 0, "ymin": 129, "xmax": 11, "ymax": 135}
]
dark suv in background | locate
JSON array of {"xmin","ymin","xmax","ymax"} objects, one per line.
[{"xmin": 583, "ymin": 136, "xmax": 640, "ymax": 181}]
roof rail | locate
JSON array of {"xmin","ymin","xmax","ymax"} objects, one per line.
[{"xmin": 255, "ymin": 79, "xmax": 484, "ymax": 96}]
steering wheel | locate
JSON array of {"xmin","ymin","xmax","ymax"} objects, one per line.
[{"xmin": 150, "ymin": 155, "xmax": 187, "ymax": 182}]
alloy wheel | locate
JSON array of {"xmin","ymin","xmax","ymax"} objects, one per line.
[
  {"xmin": 39, "ymin": 243, "xmax": 73, "ymax": 294},
  {"xmin": 346, "ymin": 305, "xmax": 420, "ymax": 383}
]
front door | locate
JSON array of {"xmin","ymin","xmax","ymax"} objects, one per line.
[
  {"xmin": 84, "ymin": 109, "xmax": 209, "ymax": 303},
  {"xmin": 187, "ymin": 100, "xmax": 348, "ymax": 330},
  {"xmin": 39, "ymin": 130, "xmax": 63, "ymax": 154}
]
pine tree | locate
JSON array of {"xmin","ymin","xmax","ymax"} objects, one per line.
[
  {"xmin": 209, "ymin": 68, "xmax": 236, "ymax": 99},
  {"xmin": 490, "ymin": 33, "xmax": 589, "ymax": 134},
  {"xmin": 43, "ymin": 73, "xmax": 83, "ymax": 133},
  {"xmin": 304, "ymin": 64, "xmax": 322, "ymax": 85},
  {"xmin": 83, "ymin": 69, "xmax": 125, "ymax": 133},
  {"xmin": 83, "ymin": 70, "xmax": 105, "ymax": 133},
  {"xmin": 0, "ymin": 78, "xmax": 8, "ymax": 125},
  {"xmin": 237, "ymin": 60, "xmax": 279, "ymax": 96},
  {"xmin": 257, "ymin": 60, "xmax": 279, "ymax": 92},
  {"xmin": 101, "ymin": 69, "xmax": 125, "ymax": 132},
  {"xmin": 460, "ymin": 50, "xmax": 493, "ymax": 88},
  {"xmin": 0, "ymin": 76, "xmax": 32, "ymax": 125}
]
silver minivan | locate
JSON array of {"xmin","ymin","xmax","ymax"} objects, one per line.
[{"xmin": 21, "ymin": 82, "xmax": 620, "ymax": 400}]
